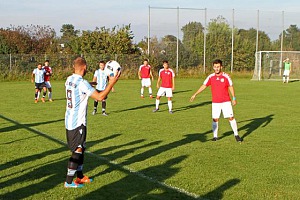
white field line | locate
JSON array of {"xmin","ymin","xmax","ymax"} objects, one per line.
[{"xmin": 1, "ymin": 115, "xmax": 202, "ymax": 199}]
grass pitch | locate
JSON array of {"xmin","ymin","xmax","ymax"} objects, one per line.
[{"xmin": 0, "ymin": 79, "xmax": 299, "ymax": 199}]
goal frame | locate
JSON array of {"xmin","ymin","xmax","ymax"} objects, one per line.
[{"xmin": 252, "ymin": 51, "xmax": 300, "ymax": 81}]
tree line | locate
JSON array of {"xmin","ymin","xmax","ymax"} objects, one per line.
[{"xmin": 1, "ymin": 16, "xmax": 300, "ymax": 73}]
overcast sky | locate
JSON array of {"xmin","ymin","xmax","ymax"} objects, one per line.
[{"xmin": 0, "ymin": 0, "xmax": 299, "ymax": 42}]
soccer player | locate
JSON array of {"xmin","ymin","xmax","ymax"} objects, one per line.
[
  {"xmin": 153, "ymin": 60, "xmax": 175, "ymax": 114},
  {"xmin": 43, "ymin": 60, "xmax": 53, "ymax": 101},
  {"xmin": 190, "ymin": 59, "xmax": 242, "ymax": 142},
  {"xmin": 31, "ymin": 63, "xmax": 47, "ymax": 103},
  {"xmin": 64, "ymin": 57, "xmax": 120, "ymax": 188},
  {"xmin": 92, "ymin": 60, "xmax": 110, "ymax": 116},
  {"xmin": 283, "ymin": 58, "xmax": 292, "ymax": 83},
  {"xmin": 138, "ymin": 59, "xmax": 153, "ymax": 98}
]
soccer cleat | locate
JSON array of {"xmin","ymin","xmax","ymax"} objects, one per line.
[
  {"xmin": 41, "ymin": 98, "xmax": 45, "ymax": 103},
  {"xmin": 212, "ymin": 137, "xmax": 218, "ymax": 141},
  {"xmin": 235, "ymin": 135, "xmax": 242, "ymax": 142},
  {"xmin": 141, "ymin": 95, "xmax": 144, "ymax": 98},
  {"xmin": 49, "ymin": 99, "xmax": 53, "ymax": 102},
  {"xmin": 64, "ymin": 181, "xmax": 84, "ymax": 188},
  {"xmin": 150, "ymin": 95, "xmax": 153, "ymax": 99},
  {"xmin": 92, "ymin": 110, "xmax": 97, "ymax": 115},
  {"xmin": 74, "ymin": 176, "xmax": 93, "ymax": 184},
  {"xmin": 169, "ymin": 110, "xmax": 173, "ymax": 114},
  {"xmin": 152, "ymin": 108, "xmax": 159, "ymax": 112},
  {"xmin": 102, "ymin": 111, "xmax": 108, "ymax": 116},
  {"xmin": 34, "ymin": 99, "xmax": 38, "ymax": 103}
]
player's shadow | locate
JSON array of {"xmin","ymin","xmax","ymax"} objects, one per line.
[
  {"xmin": 86, "ymin": 133, "xmax": 122, "ymax": 147},
  {"xmin": 172, "ymin": 89, "xmax": 192, "ymax": 94},
  {"xmin": 174, "ymin": 101, "xmax": 211, "ymax": 112},
  {"xmin": 200, "ymin": 178, "xmax": 241, "ymax": 199},
  {"xmin": 218, "ymin": 114, "xmax": 274, "ymax": 141},
  {"xmin": 77, "ymin": 155, "xmax": 196, "ymax": 200},
  {"xmin": 113, "ymin": 102, "xmax": 167, "ymax": 113}
]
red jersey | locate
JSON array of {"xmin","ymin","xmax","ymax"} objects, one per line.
[
  {"xmin": 203, "ymin": 72, "xmax": 232, "ymax": 103},
  {"xmin": 139, "ymin": 65, "xmax": 151, "ymax": 78},
  {"xmin": 159, "ymin": 68, "xmax": 175, "ymax": 88},
  {"xmin": 43, "ymin": 66, "xmax": 52, "ymax": 81}
]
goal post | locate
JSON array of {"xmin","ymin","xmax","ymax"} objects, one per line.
[{"xmin": 252, "ymin": 51, "xmax": 300, "ymax": 81}]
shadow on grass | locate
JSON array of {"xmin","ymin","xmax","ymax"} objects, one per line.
[
  {"xmin": 200, "ymin": 178, "xmax": 241, "ymax": 199},
  {"xmin": 218, "ymin": 114, "xmax": 274, "ymax": 141},
  {"xmin": 173, "ymin": 89, "xmax": 192, "ymax": 94},
  {"xmin": 174, "ymin": 101, "xmax": 211, "ymax": 112}
]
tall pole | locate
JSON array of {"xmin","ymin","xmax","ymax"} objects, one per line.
[
  {"xmin": 280, "ymin": 11, "xmax": 284, "ymax": 76},
  {"xmin": 256, "ymin": 10, "xmax": 259, "ymax": 54},
  {"xmin": 256, "ymin": 10, "xmax": 260, "ymax": 80},
  {"xmin": 231, "ymin": 9, "xmax": 234, "ymax": 73},
  {"xmin": 148, "ymin": 5, "xmax": 150, "ymax": 56},
  {"xmin": 203, "ymin": 8, "xmax": 207, "ymax": 74},
  {"xmin": 176, "ymin": 6, "xmax": 179, "ymax": 75}
]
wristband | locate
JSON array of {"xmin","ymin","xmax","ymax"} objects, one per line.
[{"xmin": 232, "ymin": 97, "xmax": 236, "ymax": 101}]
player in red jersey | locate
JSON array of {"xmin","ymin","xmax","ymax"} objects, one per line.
[
  {"xmin": 138, "ymin": 59, "xmax": 153, "ymax": 98},
  {"xmin": 190, "ymin": 59, "xmax": 242, "ymax": 142},
  {"xmin": 43, "ymin": 60, "xmax": 53, "ymax": 101},
  {"xmin": 153, "ymin": 60, "xmax": 175, "ymax": 114}
]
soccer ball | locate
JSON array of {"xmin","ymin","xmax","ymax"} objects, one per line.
[{"xmin": 105, "ymin": 60, "xmax": 121, "ymax": 77}]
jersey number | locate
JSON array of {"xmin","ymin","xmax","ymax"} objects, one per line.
[{"xmin": 67, "ymin": 90, "xmax": 73, "ymax": 108}]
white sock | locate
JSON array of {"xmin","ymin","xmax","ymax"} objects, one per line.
[
  {"xmin": 212, "ymin": 121, "xmax": 218, "ymax": 138},
  {"xmin": 48, "ymin": 92, "xmax": 52, "ymax": 99},
  {"xmin": 229, "ymin": 118, "xmax": 238, "ymax": 136},
  {"xmin": 141, "ymin": 88, "xmax": 144, "ymax": 96},
  {"xmin": 155, "ymin": 99, "xmax": 160, "ymax": 109},
  {"xmin": 283, "ymin": 77, "xmax": 285, "ymax": 82},
  {"xmin": 287, "ymin": 77, "xmax": 289, "ymax": 83},
  {"xmin": 149, "ymin": 87, "xmax": 152, "ymax": 95},
  {"xmin": 168, "ymin": 100, "xmax": 172, "ymax": 111}
]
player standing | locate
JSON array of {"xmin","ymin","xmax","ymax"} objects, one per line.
[
  {"xmin": 190, "ymin": 59, "xmax": 242, "ymax": 142},
  {"xmin": 43, "ymin": 60, "xmax": 53, "ymax": 101},
  {"xmin": 64, "ymin": 57, "xmax": 120, "ymax": 188},
  {"xmin": 138, "ymin": 59, "xmax": 153, "ymax": 98},
  {"xmin": 283, "ymin": 58, "xmax": 292, "ymax": 83},
  {"xmin": 92, "ymin": 61, "xmax": 110, "ymax": 116},
  {"xmin": 31, "ymin": 63, "xmax": 47, "ymax": 103},
  {"xmin": 153, "ymin": 60, "xmax": 175, "ymax": 114}
]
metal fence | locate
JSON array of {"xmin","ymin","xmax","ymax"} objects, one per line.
[{"xmin": 148, "ymin": 6, "xmax": 300, "ymax": 73}]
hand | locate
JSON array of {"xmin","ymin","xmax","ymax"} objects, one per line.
[
  {"xmin": 232, "ymin": 99, "xmax": 237, "ymax": 106},
  {"xmin": 190, "ymin": 95, "xmax": 196, "ymax": 102}
]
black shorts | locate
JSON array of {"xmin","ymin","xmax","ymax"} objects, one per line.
[
  {"xmin": 66, "ymin": 124, "xmax": 87, "ymax": 152},
  {"xmin": 96, "ymin": 89, "xmax": 108, "ymax": 100},
  {"xmin": 35, "ymin": 82, "xmax": 46, "ymax": 90}
]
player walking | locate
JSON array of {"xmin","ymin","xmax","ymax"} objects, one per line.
[
  {"xmin": 138, "ymin": 59, "xmax": 153, "ymax": 98},
  {"xmin": 283, "ymin": 58, "xmax": 292, "ymax": 83},
  {"xmin": 190, "ymin": 59, "xmax": 242, "ymax": 142},
  {"xmin": 43, "ymin": 60, "xmax": 53, "ymax": 101},
  {"xmin": 92, "ymin": 61, "xmax": 110, "ymax": 116},
  {"xmin": 31, "ymin": 63, "xmax": 47, "ymax": 103},
  {"xmin": 64, "ymin": 57, "xmax": 120, "ymax": 188},
  {"xmin": 153, "ymin": 60, "xmax": 175, "ymax": 114}
]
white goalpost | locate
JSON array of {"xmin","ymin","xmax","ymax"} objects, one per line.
[{"xmin": 252, "ymin": 51, "xmax": 300, "ymax": 81}]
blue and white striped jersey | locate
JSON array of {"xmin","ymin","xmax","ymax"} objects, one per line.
[
  {"xmin": 93, "ymin": 69, "xmax": 109, "ymax": 91},
  {"xmin": 65, "ymin": 74, "xmax": 95, "ymax": 130},
  {"xmin": 32, "ymin": 68, "xmax": 45, "ymax": 83}
]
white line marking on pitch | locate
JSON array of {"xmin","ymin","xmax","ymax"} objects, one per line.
[{"xmin": 1, "ymin": 115, "xmax": 202, "ymax": 199}]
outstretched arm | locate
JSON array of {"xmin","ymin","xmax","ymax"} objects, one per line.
[{"xmin": 190, "ymin": 85, "xmax": 207, "ymax": 102}]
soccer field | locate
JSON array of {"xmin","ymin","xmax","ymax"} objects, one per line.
[{"xmin": 0, "ymin": 79, "xmax": 299, "ymax": 199}]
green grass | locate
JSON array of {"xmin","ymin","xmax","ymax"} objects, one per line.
[{"xmin": 0, "ymin": 79, "xmax": 299, "ymax": 200}]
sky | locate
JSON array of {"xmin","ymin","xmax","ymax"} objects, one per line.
[{"xmin": 0, "ymin": 0, "xmax": 299, "ymax": 42}]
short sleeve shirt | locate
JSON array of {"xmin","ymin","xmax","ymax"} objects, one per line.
[
  {"xmin": 139, "ymin": 65, "xmax": 151, "ymax": 78},
  {"xmin": 33, "ymin": 68, "xmax": 45, "ymax": 83},
  {"xmin": 94, "ymin": 69, "xmax": 109, "ymax": 91},
  {"xmin": 159, "ymin": 68, "xmax": 175, "ymax": 88},
  {"xmin": 203, "ymin": 72, "xmax": 232, "ymax": 103},
  {"xmin": 65, "ymin": 74, "xmax": 95, "ymax": 130},
  {"xmin": 43, "ymin": 66, "xmax": 52, "ymax": 81}
]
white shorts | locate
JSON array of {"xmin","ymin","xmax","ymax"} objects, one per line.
[
  {"xmin": 212, "ymin": 101, "xmax": 234, "ymax": 119},
  {"xmin": 45, "ymin": 81, "xmax": 52, "ymax": 89},
  {"xmin": 283, "ymin": 70, "xmax": 290, "ymax": 76},
  {"xmin": 157, "ymin": 87, "xmax": 173, "ymax": 98},
  {"xmin": 141, "ymin": 78, "xmax": 151, "ymax": 87}
]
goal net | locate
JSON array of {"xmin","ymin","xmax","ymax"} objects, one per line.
[{"xmin": 252, "ymin": 51, "xmax": 300, "ymax": 81}]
